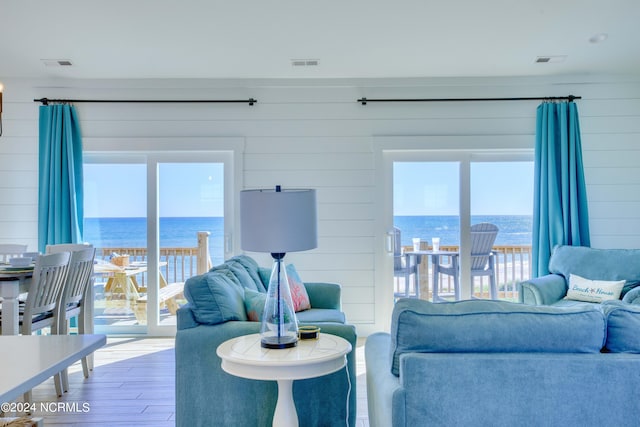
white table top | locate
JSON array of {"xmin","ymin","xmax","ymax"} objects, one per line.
[
  {"xmin": 217, "ymin": 333, "xmax": 351, "ymax": 381},
  {"xmin": 0, "ymin": 334, "xmax": 106, "ymax": 402}
]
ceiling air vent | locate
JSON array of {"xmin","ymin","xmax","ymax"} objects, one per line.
[
  {"xmin": 535, "ymin": 56, "xmax": 566, "ymax": 64},
  {"xmin": 41, "ymin": 59, "xmax": 74, "ymax": 67},
  {"xmin": 291, "ymin": 59, "xmax": 320, "ymax": 67}
]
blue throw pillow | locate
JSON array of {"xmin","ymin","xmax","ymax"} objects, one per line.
[
  {"xmin": 244, "ymin": 288, "xmax": 267, "ymax": 322},
  {"xmin": 183, "ymin": 271, "xmax": 247, "ymax": 325},
  {"xmin": 258, "ymin": 267, "xmax": 272, "ymax": 289},
  {"xmin": 620, "ymin": 280, "xmax": 640, "ymax": 299}
]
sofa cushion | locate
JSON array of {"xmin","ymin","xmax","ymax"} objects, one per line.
[
  {"xmin": 548, "ymin": 245, "xmax": 640, "ymax": 282},
  {"xmin": 296, "ymin": 308, "xmax": 345, "ymax": 324},
  {"xmin": 210, "ymin": 255, "xmax": 265, "ymax": 292},
  {"xmin": 602, "ymin": 302, "xmax": 640, "ymax": 353},
  {"xmin": 390, "ymin": 299, "xmax": 606, "ymax": 376},
  {"xmin": 242, "ymin": 288, "xmax": 344, "ymax": 324},
  {"xmin": 565, "ymin": 274, "xmax": 625, "ymax": 303},
  {"xmin": 183, "ymin": 270, "xmax": 247, "ymax": 325}
]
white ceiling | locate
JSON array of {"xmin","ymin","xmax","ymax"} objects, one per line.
[{"xmin": 1, "ymin": 0, "xmax": 639, "ymax": 81}]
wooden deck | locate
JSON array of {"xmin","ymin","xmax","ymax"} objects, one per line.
[{"xmin": 398, "ymin": 244, "xmax": 532, "ymax": 301}]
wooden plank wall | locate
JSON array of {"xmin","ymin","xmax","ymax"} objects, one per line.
[{"xmin": 1, "ymin": 76, "xmax": 639, "ymax": 333}]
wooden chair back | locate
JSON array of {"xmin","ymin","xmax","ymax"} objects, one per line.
[
  {"xmin": 21, "ymin": 251, "xmax": 70, "ymax": 334},
  {"xmin": 470, "ymin": 223, "xmax": 499, "ymax": 271}
]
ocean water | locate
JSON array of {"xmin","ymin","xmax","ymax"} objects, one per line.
[
  {"xmin": 85, "ymin": 215, "xmax": 532, "ymax": 259},
  {"xmin": 394, "ymin": 215, "xmax": 532, "ymax": 247},
  {"xmin": 84, "ymin": 217, "xmax": 225, "ymax": 265}
]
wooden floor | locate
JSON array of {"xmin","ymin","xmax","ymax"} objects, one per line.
[{"xmin": 24, "ymin": 337, "xmax": 371, "ymax": 426}]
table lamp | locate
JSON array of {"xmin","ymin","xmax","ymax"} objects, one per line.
[{"xmin": 240, "ymin": 185, "xmax": 318, "ymax": 349}]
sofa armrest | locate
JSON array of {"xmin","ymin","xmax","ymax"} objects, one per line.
[
  {"xmin": 623, "ymin": 286, "xmax": 640, "ymax": 304},
  {"xmin": 305, "ymin": 282, "xmax": 342, "ymax": 310},
  {"xmin": 365, "ymin": 332, "xmax": 402, "ymax": 427},
  {"xmin": 176, "ymin": 303, "xmax": 199, "ymax": 330},
  {"xmin": 518, "ymin": 274, "xmax": 568, "ymax": 305}
]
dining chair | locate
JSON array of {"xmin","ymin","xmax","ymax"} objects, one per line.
[
  {"xmin": 393, "ymin": 227, "xmax": 419, "ymax": 299},
  {"xmin": 433, "ymin": 223, "xmax": 499, "ymax": 300},
  {"xmin": 0, "ymin": 243, "xmax": 28, "ymax": 263},
  {"xmin": 16, "ymin": 251, "xmax": 71, "ymax": 400},
  {"xmin": 46, "ymin": 244, "xmax": 96, "ymax": 385}
]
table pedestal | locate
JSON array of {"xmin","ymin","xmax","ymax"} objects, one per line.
[
  {"xmin": 0, "ymin": 280, "xmax": 20, "ymax": 335},
  {"xmin": 274, "ymin": 379, "xmax": 297, "ymax": 427}
]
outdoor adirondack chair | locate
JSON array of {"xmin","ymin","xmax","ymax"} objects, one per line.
[{"xmin": 434, "ymin": 222, "xmax": 499, "ymax": 299}]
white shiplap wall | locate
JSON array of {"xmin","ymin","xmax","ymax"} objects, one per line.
[{"xmin": 1, "ymin": 75, "xmax": 639, "ymax": 334}]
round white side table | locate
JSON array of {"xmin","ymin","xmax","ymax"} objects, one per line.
[{"xmin": 217, "ymin": 333, "xmax": 351, "ymax": 427}]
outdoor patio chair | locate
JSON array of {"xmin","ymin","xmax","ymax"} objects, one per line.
[
  {"xmin": 434, "ymin": 222, "xmax": 499, "ymax": 300},
  {"xmin": 393, "ymin": 227, "xmax": 419, "ymax": 298}
]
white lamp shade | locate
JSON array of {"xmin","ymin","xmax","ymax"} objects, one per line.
[{"xmin": 240, "ymin": 188, "xmax": 318, "ymax": 253}]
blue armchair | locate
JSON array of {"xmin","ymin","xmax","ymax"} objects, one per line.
[{"xmin": 519, "ymin": 245, "xmax": 640, "ymax": 306}]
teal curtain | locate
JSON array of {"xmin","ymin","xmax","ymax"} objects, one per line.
[
  {"xmin": 532, "ymin": 101, "xmax": 590, "ymax": 277},
  {"xmin": 38, "ymin": 104, "xmax": 84, "ymax": 253}
]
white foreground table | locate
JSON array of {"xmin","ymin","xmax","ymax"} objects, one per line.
[
  {"xmin": 0, "ymin": 334, "xmax": 106, "ymax": 403},
  {"xmin": 217, "ymin": 333, "xmax": 351, "ymax": 427}
]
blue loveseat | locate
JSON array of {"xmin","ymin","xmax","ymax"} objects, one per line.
[
  {"xmin": 519, "ymin": 245, "xmax": 640, "ymax": 306},
  {"xmin": 366, "ymin": 298, "xmax": 640, "ymax": 427},
  {"xmin": 175, "ymin": 255, "xmax": 357, "ymax": 427}
]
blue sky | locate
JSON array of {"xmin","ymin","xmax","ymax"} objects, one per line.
[
  {"xmin": 393, "ymin": 162, "xmax": 534, "ymax": 216},
  {"xmin": 84, "ymin": 163, "xmax": 224, "ymax": 218},
  {"xmin": 84, "ymin": 161, "xmax": 532, "ymax": 218}
]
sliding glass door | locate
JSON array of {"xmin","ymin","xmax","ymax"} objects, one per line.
[
  {"xmin": 84, "ymin": 153, "xmax": 233, "ymax": 335},
  {"xmin": 386, "ymin": 152, "xmax": 533, "ymax": 304}
]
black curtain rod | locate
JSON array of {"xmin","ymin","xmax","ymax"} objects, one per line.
[
  {"xmin": 34, "ymin": 97, "xmax": 257, "ymax": 105},
  {"xmin": 357, "ymin": 95, "xmax": 580, "ymax": 105}
]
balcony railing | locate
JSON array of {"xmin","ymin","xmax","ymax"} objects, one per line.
[
  {"xmin": 402, "ymin": 244, "xmax": 532, "ymax": 301},
  {"xmin": 95, "ymin": 231, "xmax": 212, "ymax": 287}
]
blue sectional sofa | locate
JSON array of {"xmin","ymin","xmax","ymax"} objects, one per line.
[
  {"xmin": 366, "ymin": 298, "xmax": 640, "ymax": 427},
  {"xmin": 175, "ymin": 255, "xmax": 357, "ymax": 427},
  {"xmin": 519, "ymin": 245, "xmax": 640, "ymax": 306}
]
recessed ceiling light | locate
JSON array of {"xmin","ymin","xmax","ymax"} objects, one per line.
[
  {"xmin": 535, "ymin": 55, "xmax": 567, "ymax": 64},
  {"xmin": 589, "ymin": 33, "xmax": 608, "ymax": 44}
]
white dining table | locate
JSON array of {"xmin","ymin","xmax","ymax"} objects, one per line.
[
  {"xmin": 0, "ymin": 334, "xmax": 106, "ymax": 403},
  {"xmin": 404, "ymin": 250, "xmax": 460, "ymax": 301}
]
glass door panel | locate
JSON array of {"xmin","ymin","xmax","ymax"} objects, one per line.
[
  {"xmin": 470, "ymin": 161, "xmax": 534, "ymax": 300},
  {"xmin": 155, "ymin": 162, "xmax": 225, "ymax": 327},
  {"xmin": 393, "ymin": 162, "xmax": 460, "ymax": 301},
  {"xmin": 84, "ymin": 162, "xmax": 148, "ymax": 334}
]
